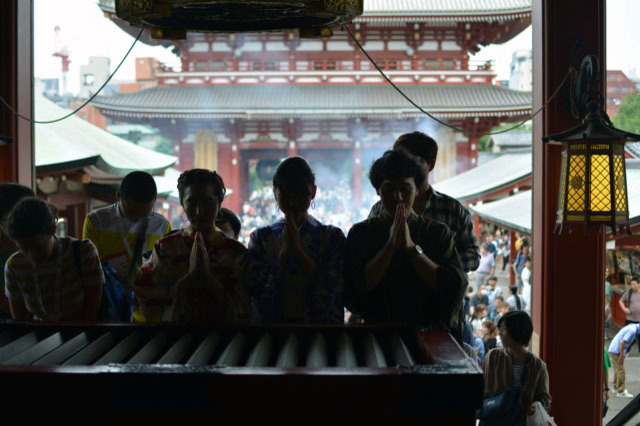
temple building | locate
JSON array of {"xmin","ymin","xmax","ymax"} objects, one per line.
[{"xmin": 92, "ymin": 0, "xmax": 533, "ymax": 213}]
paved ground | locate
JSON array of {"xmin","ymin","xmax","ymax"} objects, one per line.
[{"xmin": 474, "ymin": 259, "xmax": 640, "ymax": 425}]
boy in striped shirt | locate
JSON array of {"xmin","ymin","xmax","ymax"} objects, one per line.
[{"xmin": 4, "ymin": 198, "xmax": 104, "ymax": 321}]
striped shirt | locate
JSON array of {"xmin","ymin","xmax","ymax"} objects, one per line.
[
  {"xmin": 4, "ymin": 237, "xmax": 104, "ymax": 321},
  {"xmin": 83, "ymin": 203, "xmax": 171, "ymax": 268},
  {"xmin": 369, "ymin": 187, "xmax": 480, "ymax": 272}
]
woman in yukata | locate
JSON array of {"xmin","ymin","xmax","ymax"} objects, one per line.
[
  {"xmin": 134, "ymin": 169, "xmax": 250, "ymax": 323},
  {"xmin": 248, "ymin": 156, "xmax": 346, "ymax": 324}
]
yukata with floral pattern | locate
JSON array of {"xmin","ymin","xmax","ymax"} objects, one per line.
[
  {"xmin": 134, "ymin": 227, "xmax": 251, "ymax": 323},
  {"xmin": 248, "ymin": 215, "xmax": 346, "ymax": 323}
]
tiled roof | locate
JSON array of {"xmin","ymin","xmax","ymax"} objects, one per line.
[
  {"xmin": 626, "ymin": 142, "xmax": 640, "ymax": 159},
  {"xmin": 361, "ymin": 0, "xmax": 531, "ymax": 16},
  {"xmin": 35, "ymin": 94, "xmax": 177, "ymax": 175},
  {"xmin": 92, "ymin": 85, "xmax": 532, "ymax": 119},
  {"xmin": 432, "ymin": 149, "xmax": 531, "ymax": 201},
  {"xmin": 488, "ymin": 131, "xmax": 532, "ymax": 147},
  {"xmin": 470, "ymin": 189, "xmax": 532, "ymax": 233}
]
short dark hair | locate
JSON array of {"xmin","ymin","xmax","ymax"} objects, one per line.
[
  {"xmin": 0, "ymin": 183, "xmax": 34, "ymax": 222},
  {"xmin": 495, "ymin": 295, "xmax": 504, "ymax": 302},
  {"xmin": 119, "ymin": 171, "xmax": 158, "ymax": 203},
  {"xmin": 509, "ymin": 285, "xmax": 518, "ymax": 295},
  {"xmin": 631, "ymin": 275, "xmax": 639, "ymax": 283},
  {"xmin": 369, "ymin": 150, "xmax": 426, "ymax": 190},
  {"xmin": 216, "ymin": 207, "xmax": 241, "ymax": 238},
  {"xmin": 177, "ymin": 169, "xmax": 226, "ymax": 205},
  {"xmin": 7, "ymin": 198, "xmax": 56, "ymax": 240},
  {"xmin": 393, "ymin": 131, "xmax": 438, "ymax": 166},
  {"xmin": 498, "ymin": 310, "xmax": 533, "ymax": 346},
  {"xmin": 272, "ymin": 156, "xmax": 315, "ymax": 194},
  {"xmin": 488, "ymin": 276, "xmax": 497, "ymax": 282}
]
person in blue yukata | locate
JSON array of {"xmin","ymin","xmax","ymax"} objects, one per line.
[{"xmin": 248, "ymin": 156, "xmax": 346, "ymax": 323}]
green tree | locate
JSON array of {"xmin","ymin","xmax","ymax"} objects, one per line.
[
  {"xmin": 478, "ymin": 122, "xmax": 532, "ymax": 151},
  {"xmin": 153, "ymin": 135, "xmax": 174, "ymax": 155},
  {"xmin": 612, "ymin": 92, "xmax": 640, "ymax": 134}
]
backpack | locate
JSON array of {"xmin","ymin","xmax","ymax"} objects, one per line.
[
  {"xmin": 477, "ymin": 352, "xmax": 533, "ymax": 426},
  {"xmin": 71, "ymin": 240, "xmax": 135, "ymax": 322}
]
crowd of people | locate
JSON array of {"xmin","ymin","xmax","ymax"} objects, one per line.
[
  {"xmin": 0, "ymin": 131, "xmax": 552, "ymax": 423},
  {"xmin": 237, "ymin": 181, "xmax": 378, "ymax": 246},
  {"xmin": 462, "ymin": 222, "xmax": 533, "ymax": 366}
]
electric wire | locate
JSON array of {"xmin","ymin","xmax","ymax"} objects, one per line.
[
  {"xmin": 0, "ymin": 28, "xmax": 144, "ymax": 124},
  {"xmin": 345, "ymin": 25, "xmax": 573, "ymax": 137}
]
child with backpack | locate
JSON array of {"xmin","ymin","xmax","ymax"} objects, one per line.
[{"xmin": 4, "ymin": 198, "xmax": 103, "ymax": 321}]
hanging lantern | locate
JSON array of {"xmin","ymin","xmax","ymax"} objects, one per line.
[
  {"xmin": 114, "ymin": 0, "xmax": 363, "ymax": 40},
  {"xmin": 544, "ymin": 55, "xmax": 640, "ymax": 234}
]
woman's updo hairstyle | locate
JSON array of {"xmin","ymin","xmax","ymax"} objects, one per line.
[
  {"xmin": 272, "ymin": 156, "xmax": 315, "ymax": 195},
  {"xmin": 177, "ymin": 169, "xmax": 226, "ymax": 205}
]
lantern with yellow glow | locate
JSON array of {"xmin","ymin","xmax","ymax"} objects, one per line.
[{"xmin": 544, "ymin": 55, "xmax": 640, "ymax": 234}]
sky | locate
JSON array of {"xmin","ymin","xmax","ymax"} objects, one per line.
[{"xmin": 34, "ymin": 0, "xmax": 640, "ymax": 95}]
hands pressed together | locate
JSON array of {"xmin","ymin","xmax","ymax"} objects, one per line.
[
  {"xmin": 279, "ymin": 212, "xmax": 303, "ymax": 266},
  {"xmin": 388, "ymin": 204, "xmax": 414, "ymax": 251},
  {"xmin": 182, "ymin": 231, "xmax": 222, "ymax": 292}
]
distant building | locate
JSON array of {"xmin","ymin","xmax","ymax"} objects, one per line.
[
  {"xmin": 487, "ymin": 131, "xmax": 531, "ymax": 153},
  {"xmin": 35, "ymin": 78, "xmax": 60, "ymax": 98},
  {"xmin": 607, "ymin": 70, "xmax": 638, "ymax": 117},
  {"xmin": 78, "ymin": 56, "xmax": 111, "ymax": 99},
  {"xmin": 509, "ymin": 49, "xmax": 533, "ymax": 91}
]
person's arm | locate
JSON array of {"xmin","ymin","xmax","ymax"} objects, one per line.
[
  {"xmin": 8, "ymin": 298, "xmax": 29, "ymax": 321},
  {"xmin": 456, "ymin": 205, "xmax": 481, "ymax": 272},
  {"xmin": 313, "ymin": 228, "xmax": 346, "ymax": 323},
  {"xmin": 533, "ymin": 363, "xmax": 552, "ymax": 414},
  {"xmin": 281, "ymin": 214, "xmax": 317, "ymax": 276},
  {"xmin": 5, "ymin": 260, "xmax": 29, "ymax": 321},
  {"xmin": 78, "ymin": 240, "xmax": 105, "ymax": 321},
  {"xmin": 619, "ymin": 292, "xmax": 631, "ymax": 315},
  {"xmin": 133, "ymin": 238, "xmax": 182, "ymax": 322},
  {"xmin": 363, "ymin": 240, "xmax": 395, "ymax": 293},
  {"xmin": 407, "ymin": 243, "xmax": 440, "ymax": 293},
  {"xmin": 214, "ymin": 242, "xmax": 251, "ymax": 323},
  {"xmin": 363, "ymin": 206, "xmax": 405, "ymax": 293}
]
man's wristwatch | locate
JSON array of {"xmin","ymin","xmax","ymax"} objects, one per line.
[{"xmin": 407, "ymin": 244, "xmax": 423, "ymax": 258}]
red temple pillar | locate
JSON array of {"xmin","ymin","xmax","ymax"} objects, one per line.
[
  {"xmin": 509, "ymin": 230, "xmax": 516, "ymax": 285},
  {"xmin": 532, "ymin": 1, "xmax": 605, "ymax": 424},
  {"xmin": 352, "ymin": 141, "xmax": 362, "ymax": 210},
  {"xmin": 229, "ymin": 125, "xmax": 242, "ymax": 213},
  {"xmin": 0, "ymin": 0, "xmax": 33, "ymax": 186}
]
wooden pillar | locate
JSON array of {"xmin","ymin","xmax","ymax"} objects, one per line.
[
  {"xmin": 509, "ymin": 230, "xmax": 516, "ymax": 285},
  {"xmin": 532, "ymin": 1, "xmax": 605, "ymax": 424},
  {"xmin": 473, "ymin": 213, "xmax": 481, "ymax": 241},
  {"xmin": 229, "ymin": 120, "xmax": 242, "ymax": 213},
  {"xmin": 352, "ymin": 141, "xmax": 362, "ymax": 210},
  {"xmin": 0, "ymin": 0, "xmax": 33, "ymax": 186}
]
